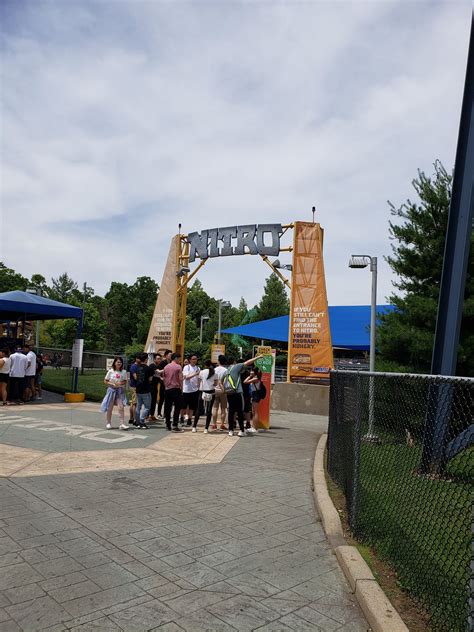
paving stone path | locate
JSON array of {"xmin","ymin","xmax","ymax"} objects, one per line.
[{"xmin": 0, "ymin": 404, "xmax": 369, "ymax": 631}]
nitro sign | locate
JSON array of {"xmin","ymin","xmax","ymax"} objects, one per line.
[{"xmin": 188, "ymin": 224, "xmax": 282, "ymax": 263}]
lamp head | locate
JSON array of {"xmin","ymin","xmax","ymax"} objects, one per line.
[
  {"xmin": 348, "ymin": 255, "xmax": 369, "ymax": 269},
  {"xmin": 272, "ymin": 259, "xmax": 281, "ymax": 268}
]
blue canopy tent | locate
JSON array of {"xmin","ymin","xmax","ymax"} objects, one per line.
[
  {"xmin": 0, "ymin": 291, "xmax": 83, "ymax": 322},
  {"xmin": 222, "ymin": 305, "xmax": 395, "ymax": 351},
  {"xmin": 0, "ymin": 291, "xmax": 84, "ymax": 391}
]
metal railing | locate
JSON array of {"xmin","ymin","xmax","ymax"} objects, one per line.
[
  {"xmin": 39, "ymin": 347, "xmax": 127, "ymax": 370},
  {"xmin": 327, "ymin": 370, "xmax": 474, "ymax": 632}
]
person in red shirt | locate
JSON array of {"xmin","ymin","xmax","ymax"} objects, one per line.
[{"xmin": 160, "ymin": 353, "xmax": 183, "ymax": 432}]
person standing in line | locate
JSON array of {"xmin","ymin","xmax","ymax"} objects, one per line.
[
  {"xmin": 193, "ymin": 359, "xmax": 217, "ymax": 433},
  {"xmin": 100, "ymin": 356, "xmax": 128, "ymax": 430},
  {"xmin": 220, "ymin": 354, "xmax": 263, "ymax": 437},
  {"xmin": 23, "ymin": 345, "xmax": 36, "ymax": 402},
  {"xmin": 9, "ymin": 347, "xmax": 28, "ymax": 405},
  {"xmin": 0, "ymin": 349, "xmax": 11, "ymax": 405},
  {"xmin": 156, "ymin": 350, "xmax": 171, "ymax": 420},
  {"xmin": 181, "ymin": 354, "xmax": 200, "ymax": 427},
  {"xmin": 244, "ymin": 368, "xmax": 263, "ymax": 433},
  {"xmin": 212, "ymin": 355, "xmax": 228, "ymax": 431},
  {"xmin": 161, "ymin": 353, "xmax": 183, "ymax": 432},
  {"xmin": 147, "ymin": 353, "xmax": 162, "ymax": 422},
  {"xmin": 239, "ymin": 359, "xmax": 252, "ymax": 431},
  {"xmin": 128, "ymin": 353, "xmax": 141, "ymax": 424},
  {"xmin": 133, "ymin": 353, "xmax": 154, "ymax": 429},
  {"xmin": 35, "ymin": 353, "xmax": 44, "ymax": 400}
]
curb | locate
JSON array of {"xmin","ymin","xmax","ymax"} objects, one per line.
[
  {"xmin": 64, "ymin": 392, "xmax": 85, "ymax": 403},
  {"xmin": 313, "ymin": 433, "xmax": 409, "ymax": 632}
]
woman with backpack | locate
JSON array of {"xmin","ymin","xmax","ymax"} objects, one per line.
[
  {"xmin": 219, "ymin": 354, "xmax": 264, "ymax": 437},
  {"xmin": 244, "ymin": 368, "xmax": 266, "ymax": 433},
  {"xmin": 193, "ymin": 359, "xmax": 217, "ymax": 433}
]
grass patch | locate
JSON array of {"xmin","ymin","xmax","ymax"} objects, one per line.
[
  {"xmin": 42, "ymin": 368, "xmax": 109, "ymax": 401},
  {"xmin": 325, "ymin": 461, "xmax": 432, "ymax": 632},
  {"xmin": 354, "ymin": 442, "xmax": 472, "ymax": 632}
]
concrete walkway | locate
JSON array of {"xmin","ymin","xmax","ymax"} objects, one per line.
[{"xmin": 0, "ymin": 402, "xmax": 369, "ymax": 631}]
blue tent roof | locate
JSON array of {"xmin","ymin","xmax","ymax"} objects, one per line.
[
  {"xmin": 222, "ymin": 305, "xmax": 395, "ymax": 351},
  {"xmin": 0, "ymin": 291, "xmax": 83, "ymax": 321}
]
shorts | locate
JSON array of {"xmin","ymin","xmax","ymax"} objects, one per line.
[
  {"xmin": 129, "ymin": 388, "xmax": 137, "ymax": 406},
  {"xmin": 251, "ymin": 391, "xmax": 262, "ymax": 403},
  {"xmin": 0, "ymin": 374, "xmax": 8, "ymax": 384},
  {"xmin": 25, "ymin": 376, "xmax": 35, "ymax": 390},
  {"xmin": 35, "ymin": 374, "xmax": 42, "ymax": 385},
  {"xmin": 181, "ymin": 390, "xmax": 199, "ymax": 411},
  {"xmin": 212, "ymin": 391, "xmax": 227, "ymax": 410}
]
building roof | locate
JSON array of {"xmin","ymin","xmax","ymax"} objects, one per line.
[{"xmin": 222, "ymin": 305, "xmax": 395, "ymax": 350}]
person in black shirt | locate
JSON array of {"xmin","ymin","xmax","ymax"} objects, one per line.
[
  {"xmin": 147, "ymin": 353, "xmax": 162, "ymax": 422},
  {"xmin": 133, "ymin": 353, "xmax": 154, "ymax": 429}
]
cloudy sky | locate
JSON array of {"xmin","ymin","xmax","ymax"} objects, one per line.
[{"xmin": 1, "ymin": 0, "xmax": 472, "ymax": 309}]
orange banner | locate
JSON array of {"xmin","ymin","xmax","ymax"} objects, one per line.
[
  {"xmin": 288, "ymin": 222, "xmax": 333, "ymax": 381},
  {"xmin": 145, "ymin": 236, "xmax": 178, "ymax": 354}
]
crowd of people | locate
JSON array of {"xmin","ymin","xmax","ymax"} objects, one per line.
[
  {"xmin": 0, "ymin": 345, "xmax": 44, "ymax": 405},
  {"xmin": 101, "ymin": 351, "xmax": 267, "ymax": 436}
]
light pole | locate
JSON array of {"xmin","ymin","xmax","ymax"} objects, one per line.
[
  {"xmin": 200, "ymin": 314, "xmax": 209, "ymax": 344},
  {"xmin": 217, "ymin": 300, "xmax": 231, "ymax": 344},
  {"xmin": 349, "ymin": 255, "xmax": 378, "ymax": 440}
]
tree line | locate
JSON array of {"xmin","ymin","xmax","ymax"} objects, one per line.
[{"xmin": 0, "ymin": 264, "xmax": 290, "ymax": 360}]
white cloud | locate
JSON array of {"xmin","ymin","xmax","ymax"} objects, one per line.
[{"xmin": 0, "ymin": 0, "xmax": 471, "ymax": 310}]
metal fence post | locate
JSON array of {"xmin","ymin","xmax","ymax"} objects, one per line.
[
  {"xmin": 421, "ymin": 380, "xmax": 453, "ymax": 473},
  {"xmin": 349, "ymin": 372, "xmax": 362, "ymax": 534}
]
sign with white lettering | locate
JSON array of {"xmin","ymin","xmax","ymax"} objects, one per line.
[
  {"xmin": 288, "ymin": 222, "xmax": 333, "ymax": 380},
  {"xmin": 187, "ymin": 224, "xmax": 282, "ymax": 262},
  {"xmin": 145, "ymin": 236, "xmax": 178, "ymax": 354},
  {"xmin": 71, "ymin": 339, "xmax": 84, "ymax": 369}
]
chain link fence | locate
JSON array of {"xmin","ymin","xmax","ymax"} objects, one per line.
[
  {"xmin": 327, "ymin": 370, "xmax": 473, "ymax": 632},
  {"xmin": 38, "ymin": 347, "xmax": 127, "ymax": 370}
]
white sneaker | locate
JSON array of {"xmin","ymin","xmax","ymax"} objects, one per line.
[
  {"xmin": 228, "ymin": 431, "xmax": 234, "ymax": 437},
  {"xmin": 192, "ymin": 427, "xmax": 197, "ymax": 433},
  {"xmin": 106, "ymin": 423, "xmax": 112, "ymax": 430},
  {"xmin": 247, "ymin": 427, "xmax": 257, "ymax": 434},
  {"xmin": 238, "ymin": 431, "xmax": 245, "ymax": 437},
  {"xmin": 203, "ymin": 428, "xmax": 208, "ymax": 434},
  {"xmin": 119, "ymin": 424, "xmax": 129, "ymax": 431}
]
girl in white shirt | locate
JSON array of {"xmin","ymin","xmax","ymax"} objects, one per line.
[
  {"xmin": 100, "ymin": 357, "xmax": 128, "ymax": 430},
  {"xmin": 192, "ymin": 360, "xmax": 217, "ymax": 433}
]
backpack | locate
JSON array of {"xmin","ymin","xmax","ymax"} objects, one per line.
[
  {"xmin": 222, "ymin": 368, "xmax": 240, "ymax": 393},
  {"xmin": 259, "ymin": 382, "xmax": 267, "ymax": 400}
]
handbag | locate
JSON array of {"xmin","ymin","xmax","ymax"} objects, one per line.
[{"xmin": 202, "ymin": 392, "xmax": 213, "ymax": 402}]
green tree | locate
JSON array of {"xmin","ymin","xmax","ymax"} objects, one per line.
[
  {"xmin": 235, "ymin": 297, "xmax": 248, "ymax": 325},
  {"xmin": 0, "ymin": 262, "xmax": 28, "ymax": 292},
  {"xmin": 255, "ymin": 273, "xmax": 290, "ymax": 321},
  {"xmin": 105, "ymin": 276, "xmax": 159, "ymax": 350},
  {"xmin": 29, "ymin": 274, "xmax": 50, "ymax": 296},
  {"xmin": 378, "ymin": 161, "xmax": 474, "ymax": 375},
  {"xmin": 49, "ymin": 273, "xmax": 78, "ymax": 303}
]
